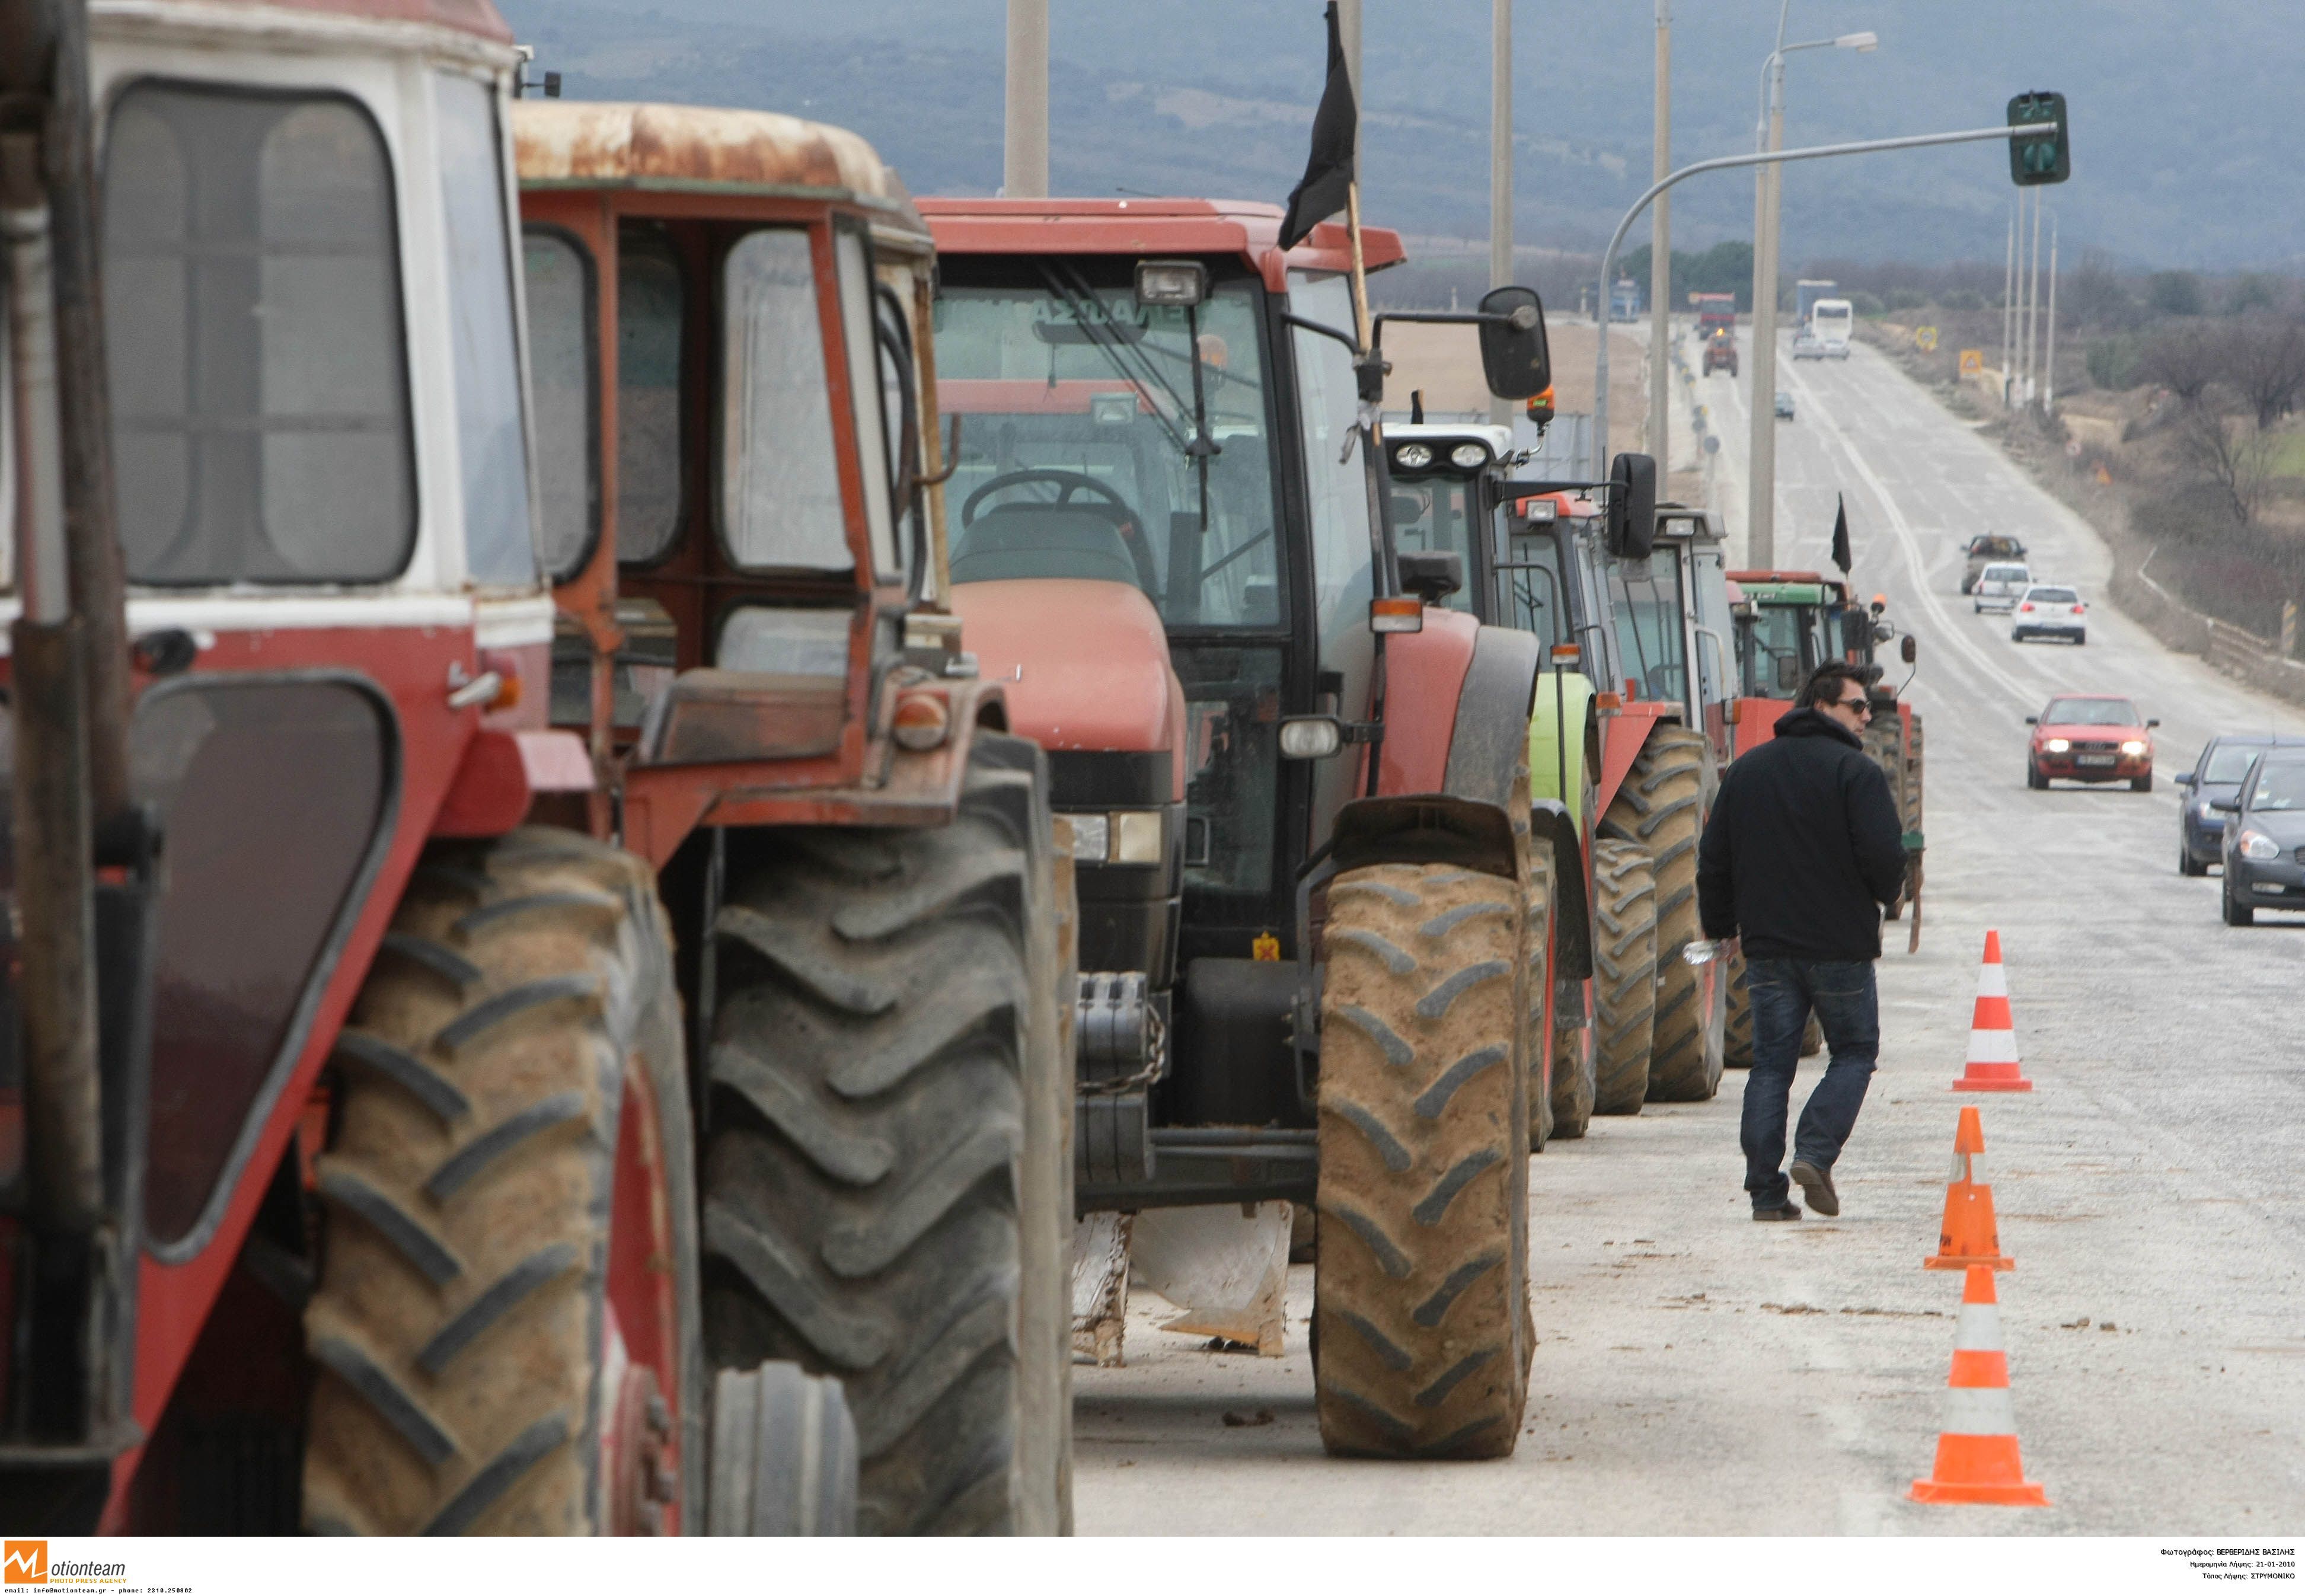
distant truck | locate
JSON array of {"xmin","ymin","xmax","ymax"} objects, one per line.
[
  {"xmin": 1809, "ymin": 296, "xmax": 1854, "ymax": 358},
  {"xmin": 1691, "ymin": 291, "xmax": 1737, "ymax": 339},
  {"xmin": 1702, "ymin": 326, "xmax": 1738, "ymax": 377},
  {"xmin": 1796, "ymin": 278, "xmax": 1838, "ymax": 328},
  {"xmin": 1612, "ymin": 276, "xmax": 1643, "ymax": 321}
]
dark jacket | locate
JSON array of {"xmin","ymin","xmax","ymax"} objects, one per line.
[{"xmin": 1697, "ymin": 707, "xmax": 1908, "ymax": 962}]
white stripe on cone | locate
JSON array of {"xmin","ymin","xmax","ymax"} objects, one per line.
[
  {"xmin": 1975, "ymin": 962, "xmax": 2008, "ymax": 999},
  {"xmin": 1939, "ymin": 1384, "xmax": 2020, "ymax": 1437},
  {"xmin": 1966, "ymin": 1027, "xmax": 2020, "ymax": 1065},
  {"xmin": 1951, "ymin": 1301, "xmax": 2005, "ymax": 1351}
]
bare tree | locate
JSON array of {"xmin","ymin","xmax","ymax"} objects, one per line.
[
  {"xmin": 2169, "ymin": 386, "xmax": 2278, "ymax": 524},
  {"xmin": 2063, "ymin": 250, "xmax": 2140, "ymax": 330},
  {"xmin": 2140, "ymin": 321, "xmax": 2222, "ymax": 404},
  {"xmin": 2220, "ymin": 315, "xmax": 2305, "ymax": 427}
]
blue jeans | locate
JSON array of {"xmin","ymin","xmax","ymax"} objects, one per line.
[{"xmin": 1741, "ymin": 957, "xmax": 1879, "ymax": 1207}]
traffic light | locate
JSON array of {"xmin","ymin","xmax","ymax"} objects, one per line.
[{"xmin": 2007, "ymin": 91, "xmax": 2069, "ymax": 186}]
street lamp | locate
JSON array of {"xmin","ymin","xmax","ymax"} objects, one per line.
[{"xmin": 1745, "ymin": 15, "xmax": 1877, "ymax": 569}]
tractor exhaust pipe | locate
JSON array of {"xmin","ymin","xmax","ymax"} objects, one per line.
[{"xmin": 3, "ymin": 127, "xmax": 103, "ymax": 1237}]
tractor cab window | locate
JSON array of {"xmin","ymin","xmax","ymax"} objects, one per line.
[
  {"xmin": 1610, "ymin": 547, "xmax": 1687, "ymax": 705},
  {"xmin": 522, "ymin": 229, "xmax": 596, "ymax": 579},
  {"xmin": 1389, "ymin": 474, "xmax": 1478, "ymax": 614},
  {"xmin": 721, "ymin": 227, "xmax": 848, "ymax": 571},
  {"xmin": 619, "ymin": 228, "xmax": 687, "ymax": 564},
  {"xmin": 1741, "ymin": 604, "xmax": 1808, "ymax": 696},
  {"xmin": 1494, "ymin": 516, "xmax": 1569, "ymax": 648},
  {"xmin": 104, "ymin": 82, "xmax": 414, "ymax": 584},
  {"xmin": 934, "ymin": 267, "xmax": 1281, "ymax": 628}
]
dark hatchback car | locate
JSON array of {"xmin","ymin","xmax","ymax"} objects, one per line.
[
  {"xmin": 2176, "ymin": 734, "xmax": 2305, "ymax": 875},
  {"xmin": 2215, "ymin": 752, "xmax": 2305, "ymax": 925}
]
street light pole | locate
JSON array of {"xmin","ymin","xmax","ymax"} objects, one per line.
[
  {"xmin": 1491, "ymin": 0, "xmax": 1514, "ymax": 423},
  {"xmin": 1003, "ymin": 0, "xmax": 1048, "ymax": 198},
  {"xmin": 1649, "ymin": 0, "xmax": 1672, "ymax": 468},
  {"xmin": 2023, "ymin": 184, "xmax": 2041, "ymax": 407},
  {"xmin": 1744, "ymin": 21, "xmax": 1876, "ymax": 569},
  {"xmin": 2044, "ymin": 210, "xmax": 2058, "ymax": 413},
  {"xmin": 2001, "ymin": 199, "xmax": 2016, "ymax": 407}
]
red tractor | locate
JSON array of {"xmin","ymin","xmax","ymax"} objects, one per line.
[
  {"xmin": 0, "ymin": 0, "xmax": 1071, "ymax": 1538},
  {"xmin": 919, "ymin": 196, "xmax": 1586, "ymax": 1457}
]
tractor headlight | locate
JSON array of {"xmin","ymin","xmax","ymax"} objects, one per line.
[
  {"xmin": 1450, "ymin": 441, "xmax": 1490, "ymax": 470},
  {"xmin": 1394, "ymin": 442, "xmax": 1434, "ymax": 471}
]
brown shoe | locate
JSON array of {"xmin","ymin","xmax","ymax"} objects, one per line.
[
  {"xmin": 1752, "ymin": 1200, "xmax": 1803, "ymax": 1221},
  {"xmin": 1789, "ymin": 1160, "xmax": 1839, "ymax": 1217}
]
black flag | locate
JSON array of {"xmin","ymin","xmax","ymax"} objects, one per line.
[
  {"xmin": 1278, "ymin": 2, "xmax": 1356, "ymax": 250},
  {"xmin": 1830, "ymin": 493, "xmax": 1852, "ymax": 575}
]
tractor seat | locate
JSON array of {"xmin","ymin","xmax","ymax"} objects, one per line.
[{"xmin": 950, "ymin": 503, "xmax": 1142, "ymax": 588}]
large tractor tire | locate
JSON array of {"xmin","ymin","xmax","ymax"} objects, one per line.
[
  {"xmin": 1549, "ymin": 976, "xmax": 1597, "ymax": 1138},
  {"xmin": 700, "ymin": 732, "xmax": 1071, "ymax": 1536},
  {"xmin": 1611, "ymin": 726, "xmax": 1718, "ymax": 1103},
  {"xmin": 1524, "ymin": 850, "xmax": 1558, "ymax": 1151},
  {"xmin": 707, "ymin": 1362, "xmax": 857, "ymax": 1534},
  {"xmin": 303, "ymin": 829, "xmax": 698, "ymax": 1536},
  {"xmin": 1314, "ymin": 861, "xmax": 1531, "ymax": 1460},
  {"xmin": 1590, "ymin": 840, "xmax": 1658, "ymax": 1115}
]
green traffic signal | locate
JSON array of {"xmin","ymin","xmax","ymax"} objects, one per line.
[{"xmin": 2007, "ymin": 91, "xmax": 2070, "ymax": 186}]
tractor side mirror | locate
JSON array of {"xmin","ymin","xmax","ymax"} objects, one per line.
[
  {"xmin": 1604, "ymin": 452, "xmax": 1657, "ymax": 559},
  {"xmin": 1477, "ymin": 286, "xmax": 1550, "ymax": 400},
  {"xmin": 1900, "ymin": 635, "xmax": 1918, "ymax": 665},
  {"xmin": 1774, "ymin": 656, "xmax": 1800, "ymax": 693},
  {"xmin": 1397, "ymin": 550, "xmax": 1463, "ymax": 604}
]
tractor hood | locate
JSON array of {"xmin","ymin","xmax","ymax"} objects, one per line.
[{"xmin": 949, "ymin": 579, "xmax": 1184, "ymax": 796}]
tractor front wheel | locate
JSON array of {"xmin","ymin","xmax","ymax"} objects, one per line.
[
  {"xmin": 1589, "ymin": 840, "xmax": 1658, "ymax": 1115},
  {"xmin": 1314, "ymin": 861, "xmax": 1531, "ymax": 1460},
  {"xmin": 302, "ymin": 830, "xmax": 702, "ymax": 1536}
]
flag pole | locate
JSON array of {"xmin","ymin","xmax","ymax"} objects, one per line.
[{"xmin": 1345, "ymin": 178, "xmax": 1372, "ymax": 352}]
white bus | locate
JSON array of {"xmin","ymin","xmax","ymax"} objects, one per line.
[{"xmin": 1809, "ymin": 297, "xmax": 1854, "ymax": 357}]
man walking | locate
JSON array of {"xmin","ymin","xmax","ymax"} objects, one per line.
[{"xmin": 1699, "ymin": 660, "xmax": 1908, "ymax": 1220}]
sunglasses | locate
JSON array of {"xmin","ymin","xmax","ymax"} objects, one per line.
[{"xmin": 1835, "ymin": 695, "xmax": 1873, "ymax": 716}]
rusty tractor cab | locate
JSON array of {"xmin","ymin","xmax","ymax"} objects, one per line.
[
  {"xmin": 0, "ymin": 0, "xmax": 1069, "ymax": 1539},
  {"xmin": 921, "ymin": 196, "xmax": 1579, "ymax": 1459},
  {"xmin": 510, "ymin": 102, "xmax": 1074, "ymax": 1534},
  {"xmin": 1384, "ymin": 439, "xmax": 1727, "ymax": 1126}
]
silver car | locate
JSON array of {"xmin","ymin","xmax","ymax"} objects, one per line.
[
  {"xmin": 2012, "ymin": 583, "xmax": 2087, "ymax": 645},
  {"xmin": 1972, "ymin": 561, "xmax": 2031, "ymax": 613}
]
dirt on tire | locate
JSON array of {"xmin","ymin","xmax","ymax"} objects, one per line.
[
  {"xmin": 1525, "ymin": 848, "xmax": 1557, "ymax": 1151},
  {"xmin": 1313, "ymin": 861, "xmax": 1531, "ymax": 1460},
  {"xmin": 700, "ymin": 732, "xmax": 1070, "ymax": 1535},
  {"xmin": 302, "ymin": 829, "xmax": 688, "ymax": 1536},
  {"xmin": 1589, "ymin": 840, "xmax": 1657, "ymax": 1115}
]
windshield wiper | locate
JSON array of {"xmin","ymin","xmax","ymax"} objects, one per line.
[{"xmin": 1035, "ymin": 264, "xmax": 1192, "ymax": 457}]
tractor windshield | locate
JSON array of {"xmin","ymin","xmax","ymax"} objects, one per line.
[
  {"xmin": 933, "ymin": 267, "xmax": 1281, "ymax": 628},
  {"xmin": 1493, "ymin": 517, "xmax": 1572, "ymax": 650},
  {"xmin": 1741, "ymin": 604, "xmax": 1809, "ymax": 697}
]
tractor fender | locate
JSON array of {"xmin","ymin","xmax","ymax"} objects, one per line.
[
  {"xmin": 1440, "ymin": 623, "xmax": 1543, "ymax": 810},
  {"xmin": 1326, "ymin": 792, "xmax": 1521, "ymax": 882},
  {"xmin": 1530, "ymin": 797, "xmax": 1591, "ymax": 982}
]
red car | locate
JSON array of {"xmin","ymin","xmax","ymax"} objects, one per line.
[{"xmin": 2026, "ymin": 694, "xmax": 2160, "ymax": 791}]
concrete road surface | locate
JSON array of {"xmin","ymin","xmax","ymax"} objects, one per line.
[{"xmin": 1071, "ymin": 334, "xmax": 2305, "ymax": 1536}]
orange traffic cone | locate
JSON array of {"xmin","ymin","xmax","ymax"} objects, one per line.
[
  {"xmin": 1910, "ymin": 1265, "xmax": 2049, "ymax": 1506},
  {"xmin": 1953, "ymin": 930, "xmax": 2033, "ymax": 1091},
  {"xmin": 1924, "ymin": 1106, "xmax": 2013, "ymax": 1271}
]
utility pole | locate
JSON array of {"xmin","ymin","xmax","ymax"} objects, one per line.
[
  {"xmin": 1649, "ymin": 0, "xmax": 1671, "ymax": 468},
  {"xmin": 1338, "ymin": 0, "xmax": 1362, "ymax": 190},
  {"xmin": 1490, "ymin": 0, "xmax": 1514, "ymax": 423},
  {"xmin": 2043, "ymin": 210, "xmax": 2058, "ymax": 413},
  {"xmin": 2000, "ymin": 200, "xmax": 2015, "ymax": 407},
  {"xmin": 1746, "ymin": 2, "xmax": 1789, "ymax": 569},
  {"xmin": 1003, "ymin": 0, "xmax": 1048, "ymax": 199}
]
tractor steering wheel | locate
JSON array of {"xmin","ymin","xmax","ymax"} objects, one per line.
[{"xmin": 960, "ymin": 468, "xmax": 1159, "ymax": 595}]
